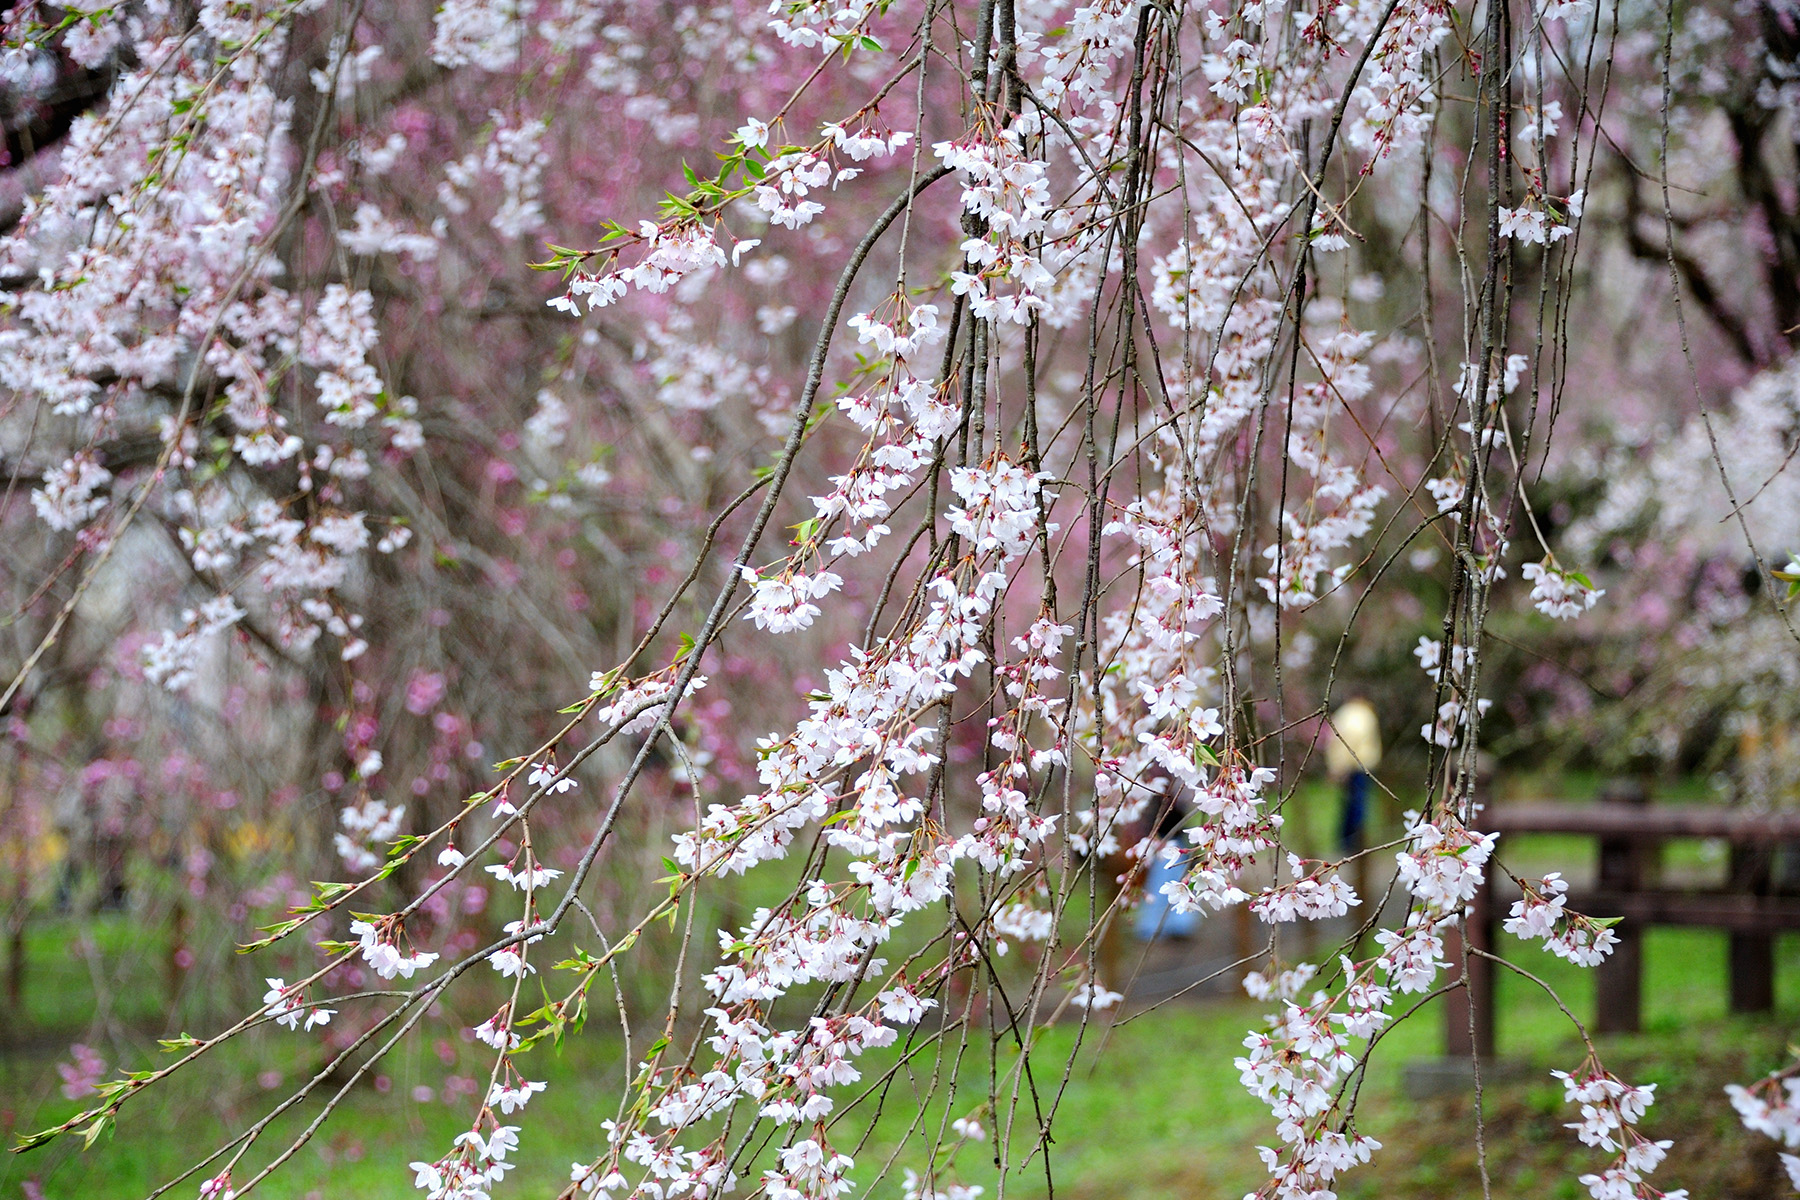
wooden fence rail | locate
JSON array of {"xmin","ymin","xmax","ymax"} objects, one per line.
[{"xmin": 1445, "ymin": 785, "xmax": 1800, "ymax": 1057}]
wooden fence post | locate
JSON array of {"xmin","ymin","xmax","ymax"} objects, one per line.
[
  {"xmin": 1594, "ymin": 779, "xmax": 1648, "ymax": 1034},
  {"xmin": 1729, "ymin": 842, "xmax": 1775, "ymax": 1013},
  {"xmin": 1445, "ymin": 858, "xmax": 1496, "ymax": 1058}
]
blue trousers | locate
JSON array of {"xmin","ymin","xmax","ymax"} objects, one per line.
[
  {"xmin": 1135, "ymin": 851, "xmax": 1201, "ymax": 940},
  {"xmin": 1338, "ymin": 770, "xmax": 1371, "ymax": 852}
]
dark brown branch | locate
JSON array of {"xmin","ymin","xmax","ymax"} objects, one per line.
[{"xmin": 1620, "ymin": 154, "xmax": 1761, "ymax": 365}]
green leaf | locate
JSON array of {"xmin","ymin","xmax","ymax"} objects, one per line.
[
  {"xmin": 240, "ymin": 917, "xmax": 307, "ymax": 951},
  {"xmin": 80, "ymin": 1113, "xmax": 113, "ymax": 1149}
]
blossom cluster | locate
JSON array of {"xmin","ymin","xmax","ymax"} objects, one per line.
[
  {"xmin": 261, "ymin": 978, "xmax": 335, "ymax": 1033},
  {"xmin": 350, "ymin": 918, "xmax": 440, "ymax": 981},
  {"xmin": 1726, "ymin": 1063, "xmax": 1800, "ymax": 1191},
  {"xmin": 1233, "ymin": 810, "xmax": 1501, "ymax": 1196},
  {"xmin": 1503, "ymin": 873, "xmax": 1620, "ymax": 965},
  {"xmin": 1235, "ymin": 958, "xmax": 1387, "ymax": 1196},
  {"xmin": 1523, "ymin": 561, "xmax": 1607, "ymax": 620},
  {"xmin": 408, "ymin": 1124, "xmax": 524, "ymax": 1200},
  {"xmin": 1554, "ymin": 1062, "xmax": 1688, "ymax": 1200},
  {"xmin": 1413, "ymin": 636, "xmax": 1492, "ymax": 750}
]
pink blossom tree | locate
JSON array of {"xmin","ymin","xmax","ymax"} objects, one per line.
[{"xmin": 2, "ymin": 1, "xmax": 1797, "ymax": 1198}]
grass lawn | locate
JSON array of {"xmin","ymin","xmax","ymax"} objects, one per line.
[{"xmin": 5, "ymin": 915, "xmax": 1799, "ymax": 1199}]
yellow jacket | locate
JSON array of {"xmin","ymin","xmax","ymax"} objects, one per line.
[{"xmin": 1325, "ymin": 699, "xmax": 1382, "ymax": 778}]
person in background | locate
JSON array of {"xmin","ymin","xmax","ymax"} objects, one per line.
[
  {"xmin": 1133, "ymin": 786, "xmax": 1199, "ymax": 941},
  {"xmin": 1326, "ymin": 697, "xmax": 1382, "ymax": 854}
]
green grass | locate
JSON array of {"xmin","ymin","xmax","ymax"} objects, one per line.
[
  {"xmin": 7, "ymin": 919, "xmax": 1799, "ymax": 1199},
  {"xmin": 1, "ymin": 995, "xmax": 1286, "ymax": 1200},
  {"xmin": 5, "ymin": 768, "xmax": 1793, "ymax": 1200}
]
